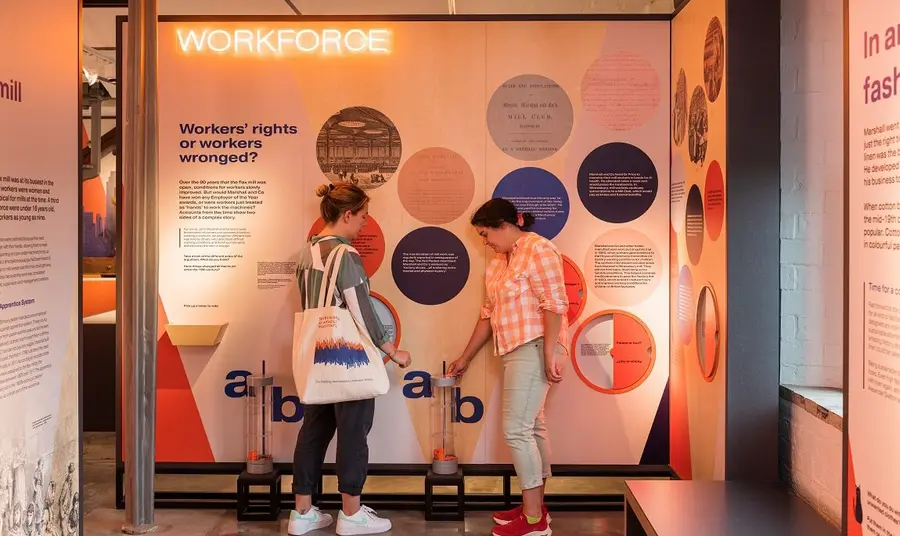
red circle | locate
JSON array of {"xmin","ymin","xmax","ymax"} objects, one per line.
[
  {"xmin": 308, "ymin": 215, "xmax": 386, "ymax": 277},
  {"xmin": 704, "ymin": 161, "xmax": 725, "ymax": 241},
  {"xmin": 370, "ymin": 291, "xmax": 401, "ymax": 365},
  {"xmin": 569, "ymin": 310, "xmax": 656, "ymax": 395},
  {"xmin": 561, "ymin": 255, "xmax": 587, "ymax": 326}
]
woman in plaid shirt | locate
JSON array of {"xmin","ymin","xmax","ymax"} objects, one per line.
[{"xmin": 448, "ymin": 198, "xmax": 568, "ymax": 536}]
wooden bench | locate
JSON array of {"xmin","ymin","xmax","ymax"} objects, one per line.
[{"xmin": 624, "ymin": 480, "xmax": 840, "ymax": 536}]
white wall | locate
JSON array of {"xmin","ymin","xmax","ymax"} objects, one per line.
[
  {"xmin": 780, "ymin": 0, "xmax": 844, "ymax": 388},
  {"xmin": 779, "ymin": 398, "xmax": 842, "ymax": 527},
  {"xmin": 779, "ymin": 0, "xmax": 845, "ymax": 527}
]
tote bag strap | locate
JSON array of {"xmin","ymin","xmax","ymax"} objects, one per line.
[
  {"xmin": 302, "ymin": 239, "xmax": 325, "ymax": 310},
  {"xmin": 316, "ymin": 243, "xmax": 347, "ymax": 308}
]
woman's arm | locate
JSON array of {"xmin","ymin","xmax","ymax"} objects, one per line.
[
  {"xmin": 526, "ymin": 241, "xmax": 569, "ymax": 373},
  {"xmin": 335, "ymin": 247, "xmax": 392, "ymax": 351},
  {"xmin": 447, "ymin": 291, "xmax": 493, "ymax": 377},
  {"xmin": 460, "ymin": 317, "xmax": 492, "ymax": 363}
]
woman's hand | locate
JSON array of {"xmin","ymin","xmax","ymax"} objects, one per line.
[
  {"xmin": 544, "ymin": 353, "xmax": 564, "ymax": 383},
  {"xmin": 391, "ymin": 350, "xmax": 412, "ymax": 368},
  {"xmin": 446, "ymin": 356, "xmax": 472, "ymax": 378}
]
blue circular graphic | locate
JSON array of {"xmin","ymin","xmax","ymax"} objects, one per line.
[
  {"xmin": 492, "ymin": 167, "xmax": 570, "ymax": 240},
  {"xmin": 391, "ymin": 227, "xmax": 470, "ymax": 306},
  {"xmin": 577, "ymin": 142, "xmax": 659, "ymax": 224}
]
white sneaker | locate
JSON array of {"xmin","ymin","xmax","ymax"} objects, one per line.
[
  {"xmin": 287, "ymin": 507, "xmax": 333, "ymax": 535},
  {"xmin": 335, "ymin": 505, "xmax": 392, "ymax": 535}
]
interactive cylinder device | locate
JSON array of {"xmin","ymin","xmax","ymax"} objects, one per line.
[
  {"xmin": 246, "ymin": 373, "xmax": 275, "ymax": 475},
  {"xmin": 430, "ymin": 373, "xmax": 459, "ymax": 475}
]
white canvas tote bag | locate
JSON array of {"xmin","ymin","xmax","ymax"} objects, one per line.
[{"xmin": 292, "ymin": 241, "xmax": 390, "ymax": 404}]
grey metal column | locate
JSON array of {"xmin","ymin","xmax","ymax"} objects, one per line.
[{"xmin": 121, "ymin": 0, "xmax": 159, "ymax": 531}]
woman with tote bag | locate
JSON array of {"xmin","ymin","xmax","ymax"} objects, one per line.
[{"xmin": 288, "ymin": 183, "xmax": 411, "ymax": 536}]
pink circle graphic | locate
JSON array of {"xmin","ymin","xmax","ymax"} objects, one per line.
[
  {"xmin": 398, "ymin": 147, "xmax": 476, "ymax": 225},
  {"xmin": 581, "ymin": 51, "xmax": 661, "ymax": 131},
  {"xmin": 585, "ymin": 228, "xmax": 662, "ymax": 306}
]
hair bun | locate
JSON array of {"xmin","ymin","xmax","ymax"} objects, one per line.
[
  {"xmin": 521, "ymin": 212, "xmax": 536, "ymax": 229},
  {"xmin": 315, "ymin": 183, "xmax": 332, "ymax": 198}
]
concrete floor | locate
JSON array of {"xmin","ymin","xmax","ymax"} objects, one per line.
[{"xmin": 82, "ymin": 433, "xmax": 627, "ymax": 535}]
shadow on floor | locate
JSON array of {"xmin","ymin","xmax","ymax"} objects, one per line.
[{"xmin": 82, "ymin": 433, "xmax": 625, "ymax": 535}]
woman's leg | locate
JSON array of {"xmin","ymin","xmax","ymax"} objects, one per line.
[
  {"xmin": 533, "ymin": 407, "xmax": 551, "ymax": 505},
  {"xmin": 502, "ymin": 341, "xmax": 551, "ymax": 520},
  {"xmin": 292, "ymin": 404, "xmax": 337, "ymax": 512},
  {"xmin": 334, "ymin": 398, "xmax": 375, "ymax": 516}
]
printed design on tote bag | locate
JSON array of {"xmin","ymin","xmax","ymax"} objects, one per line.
[{"xmin": 313, "ymin": 338, "xmax": 372, "ymax": 368}]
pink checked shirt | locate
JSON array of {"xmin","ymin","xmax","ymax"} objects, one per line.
[{"xmin": 480, "ymin": 232, "xmax": 569, "ymax": 357}]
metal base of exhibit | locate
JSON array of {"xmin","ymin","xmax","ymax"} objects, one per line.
[{"xmin": 114, "ymin": 462, "xmax": 676, "ymax": 512}]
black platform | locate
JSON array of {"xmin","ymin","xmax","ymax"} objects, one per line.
[
  {"xmin": 237, "ymin": 470, "xmax": 282, "ymax": 522},
  {"xmin": 424, "ymin": 469, "xmax": 465, "ymax": 521},
  {"xmin": 623, "ymin": 481, "xmax": 840, "ymax": 536}
]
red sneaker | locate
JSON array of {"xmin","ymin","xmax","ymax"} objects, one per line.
[
  {"xmin": 491, "ymin": 512, "xmax": 551, "ymax": 536},
  {"xmin": 492, "ymin": 505, "xmax": 551, "ymax": 525}
]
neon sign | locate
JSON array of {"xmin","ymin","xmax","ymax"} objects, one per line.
[{"xmin": 176, "ymin": 28, "xmax": 392, "ymax": 56}]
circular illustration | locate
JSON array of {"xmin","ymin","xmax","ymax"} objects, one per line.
[
  {"xmin": 677, "ymin": 265, "xmax": 694, "ymax": 346},
  {"xmin": 704, "ymin": 160, "xmax": 725, "ymax": 241},
  {"xmin": 688, "ymin": 86, "xmax": 709, "ymax": 166},
  {"xmin": 696, "ymin": 285, "xmax": 720, "ymax": 381},
  {"xmin": 316, "ymin": 106, "xmax": 401, "ymax": 190},
  {"xmin": 487, "ymin": 74, "xmax": 574, "ymax": 161},
  {"xmin": 671, "ymin": 153, "xmax": 687, "ymax": 232},
  {"xmin": 685, "ymin": 185, "xmax": 704, "ymax": 265},
  {"xmin": 673, "ymin": 69, "xmax": 687, "ymax": 146},
  {"xmin": 704, "ymin": 17, "xmax": 725, "ymax": 103},
  {"xmin": 308, "ymin": 216, "xmax": 386, "ymax": 277},
  {"xmin": 398, "ymin": 147, "xmax": 475, "ymax": 225},
  {"xmin": 577, "ymin": 142, "xmax": 659, "ymax": 224},
  {"xmin": 492, "ymin": 167, "xmax": 570, "ymax": 240},
  {"xmin": 581, "ymin": 51, "xmax": 662, "ymax": 131},
  {"xmin": 571, "ymin": 310, "xmax": 656, "ymax": 394},
  {"xmin": 391, "ymin": 227, "xmax": 470, "ymax": 306},
  {"xmin": 561, "ymin": 255, "xmax": 587, "ymax": 326},
  {"xmin": 369, "ymin": 291, "xmax": 401, "ymax": 364},
  {"xmin": 586, "ymin": 228, "xmax": 662, "ymax": 306}
]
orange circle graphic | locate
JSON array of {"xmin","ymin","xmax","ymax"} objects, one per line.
[{"xmin": 569, "ymin": 309, "xmax": 656, "ymax": 395}]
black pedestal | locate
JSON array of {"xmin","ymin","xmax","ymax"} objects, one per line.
[
  {"xmin": 237, "ymin": 469, "xmax": 282, "ymax": 522},
  {"xmin": 424, "ymin": 469, "xmax": 464, "ymax": 521}
]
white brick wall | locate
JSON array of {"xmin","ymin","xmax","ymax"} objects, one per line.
[
  {"xmin": 779, "ymin": 398, "xmax": 842, "ymax": 528},
  {"xmin": 780, "ymin": 0, "xmax": 844, "ymax": 388}
]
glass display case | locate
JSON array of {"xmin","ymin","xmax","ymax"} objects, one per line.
[
  {"xmin": 430, "ymin": 374, "xmax": 458, "ymax": 475},
  {"xmin": 246, "ymin": 374, "xmax": 274, "ymax": 475}
]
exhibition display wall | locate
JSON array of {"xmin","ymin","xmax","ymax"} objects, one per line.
[
  {"xmin": 847, "ymin": 0, "xmax": 900, "ymax": 533},
  {"xmin": 118, "ymin": 17, "xmax": 673, "ymax": 466},
  {"xmin": 669, "ymin": 0, "xmax": 727, "ymax": 480},
  {"xmin": 0, "ymin": 0, "xmax": 82, "ymax": 533}
]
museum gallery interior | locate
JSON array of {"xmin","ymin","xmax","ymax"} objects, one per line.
[{"xmin": 0, "ymin": 0, "xmax": 896, "ymax": 534}]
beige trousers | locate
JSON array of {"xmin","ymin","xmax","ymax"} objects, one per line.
[{"xmin": 502, "ymin": 338, "xmax": 553, "ymax": 491}]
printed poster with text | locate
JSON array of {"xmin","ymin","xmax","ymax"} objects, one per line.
[
  {"xmin": 0, "ymin": 0, "xmax": 82, "ymax": 533},
  {"xmin": 848, "ymin": 1, "xmax": 900, "ymax": 534},
  {"xmin": 144, "ymin": 20, "xmax": 671, "ymax": 466}
]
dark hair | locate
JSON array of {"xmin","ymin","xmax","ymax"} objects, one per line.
[
  {"xmin": 315, "ymin": 182, "xmax": 369, "ymax": 223},
  {"xmin": 470, "ymin": 198, "xmax": 535, "ymax": 231}
]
